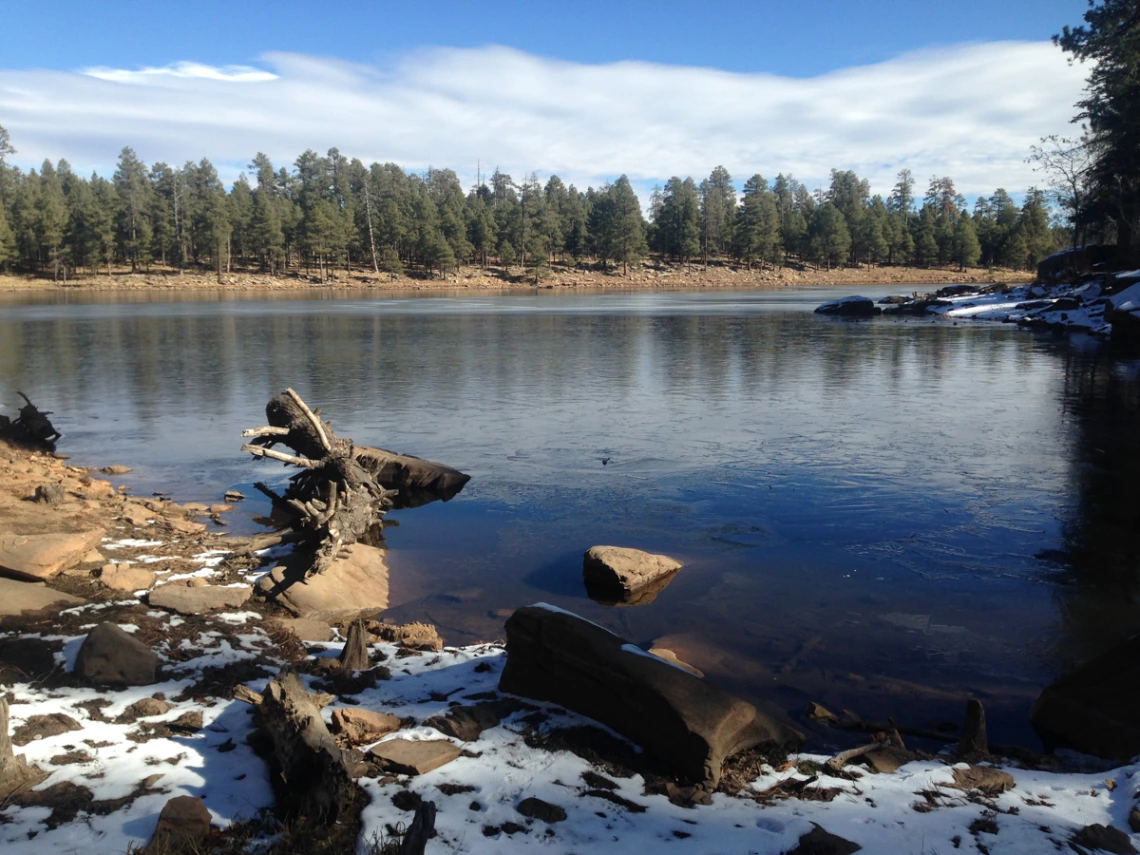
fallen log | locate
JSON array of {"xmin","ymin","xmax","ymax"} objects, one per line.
[
  {"xmin": 233, "ymin": 669, "xmax": 359, "ymax": 823},
  {"xmin": 0, "ymin": 392, "xmax": 61, "ymax": 446},
  {"xmin": 240, "ymin": 388, "xmax": 470, "ymax": 576}
]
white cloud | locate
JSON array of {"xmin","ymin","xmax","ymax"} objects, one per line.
[{"xmin": 0, "ymin": 42, "xmax": 1087, "ymax": 199}]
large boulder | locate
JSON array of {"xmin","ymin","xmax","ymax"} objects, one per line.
[
  {"xmin": 258, "ymin": 543, "xmax": 389, "ymax": 622},
  {"xmin": 814, "ymin": 296, "xmax": 882, "ymax": 317},
  {"xmin": 498, "ymin": 604, "xmax": 802, "ymax": 787},
  {"xmin": 0, "ymin": 530, "xmax": 104, "ymax": 581},
  {"xmin": 582, "ymin": 546, "xmax": 681, "ymax": 605},
  {"xmin": 1032, "ymin": 633, "xmax": 1140, "ymax": 759},
  {"xmin": 73, "ymin": 622, "xmax": 158, "ymax": 687}
]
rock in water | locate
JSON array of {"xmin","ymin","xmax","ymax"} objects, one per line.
[
  {"xmin": 814, "ymin": 296, "xmax": 882, "ymax": 316},
  {"xmin": 1032, "ymin": 633, "xmax": 1140, "ymax": 759},
  {"xmin": 74, "ymin": 622, "xmax": 158, "ymax": 687},
  {"xmin": 582, "ymin": 545, "xmax": 682, "ymax": 604},
  {"xmin": 498, "ymin": 604, "xmax": 802, "ymax": 787}
]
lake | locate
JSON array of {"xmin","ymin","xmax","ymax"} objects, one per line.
[{"xmin": 2, "ymin": 286, "xmax": 1138, "ymax": 749}]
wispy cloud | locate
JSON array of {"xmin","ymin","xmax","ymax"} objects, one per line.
[{"xmin": 0, "ymin": 42, "xmax": 1086, "ymax": 198}]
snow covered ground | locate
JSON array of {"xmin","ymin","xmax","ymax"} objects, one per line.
[{"xmin": 4, "ymin": 577, "xmax": 1140, "ymax": 855}]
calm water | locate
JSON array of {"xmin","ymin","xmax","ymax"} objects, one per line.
[{"xmin": 2, "ymin": 286, "xmax": 1138, "ymax": 749}]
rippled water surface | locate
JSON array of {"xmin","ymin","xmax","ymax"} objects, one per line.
[{"xmin": 3, "ymin": 287, "xmax": 1138, "ymax": 748}]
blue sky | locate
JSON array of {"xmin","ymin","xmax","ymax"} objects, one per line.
[{"xmin": 0, "ymin": 0, "xmax": 1093, "ymax": 201}]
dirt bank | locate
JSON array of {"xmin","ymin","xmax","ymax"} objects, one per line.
[{"xmin": 0, "ymin": 262, "xmax": 1029, "ymax": 295}]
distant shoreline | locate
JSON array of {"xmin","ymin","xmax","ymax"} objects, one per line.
[{"xmin": 0, "ymin": 263, "xmax": 1029, "ymax": 295}]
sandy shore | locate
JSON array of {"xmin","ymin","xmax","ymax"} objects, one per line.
[{"xmin": 0, "ymin": 263, "xmax": 1029, "ymax": 295}]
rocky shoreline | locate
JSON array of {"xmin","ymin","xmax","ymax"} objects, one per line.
[
  {"xmin": 4, "ymin": 437, "xmax": 1140, "ymax": 854},
  {"xmin": 0, "ymin": 262, "xmax": 1027, "ymax": 296}
]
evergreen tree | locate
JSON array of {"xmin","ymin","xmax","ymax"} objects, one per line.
[
  {"xmin": 1056, "ymin": 0, "xmax": 1140, "ymax": 245},
  {"xmin": 952, "ymin": 211, "xmax": 982, "ymax": 270},
  {"xmin": 810, "ymin": 202, "xmax": 851, "ymax": 269},
  {"xmin": 734, "ymin": 174, "xmax": 779, "ymax": 269},
  {"xmin": 113, "ymin": 147, "xmax": 153, "ymax": 272},
  {"xmin": 699, "ymin": 166, "xmax": 736, "ymax": 265}
]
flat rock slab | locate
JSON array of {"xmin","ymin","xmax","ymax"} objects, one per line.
[
  {"xmin": 277, "ymin": 618, "xmax": 335, "ymax": 642},
  {"xmin": 100, "ymin": 562, "xmax": 156, "ymax": 593},
  {"xmin": 149, "ymin": 584, "xmax": 252, "ymax": 614},
  {"xmin": 74, "ymin": 622, "xmax": 158, "ymax": 687},
  {"xmin": 950, "ymin": 764, "xmax": 1014, "ymax": 794},
  {"xmin": 499, "ymin": 604, "xmax": 802, "ymax": 787},
  {"xmin": 424, "ymin": 700, "xmax": 527, "ymax": 742},
  {"xmin": 0, "ymin": 577, "xmax": 84, "ymax": 616},
  {"xmin": 330, "ymin": 708, "xmax": 400, "ymax": 745},
  {"xmin": 368, "ymin": 739, "xmax": 461, "ymax": 776},
  {"xmin": 258, "ymin": 543, "xmax": 389, "ymax": 622},
  {"xmin": 583, "ymin": 545, "xmax": 681, "ymax": 603},
  {"xmin": 0, "ymin": 530, "xmax": 105, "ymax": 581}
]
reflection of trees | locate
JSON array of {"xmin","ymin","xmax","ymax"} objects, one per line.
[{"xmin": 1051, "ymin": 352, "xmax": 1140, "ymax": 666}]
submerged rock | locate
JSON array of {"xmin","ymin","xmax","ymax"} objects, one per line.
[
  {"xmin": 814, "ymin": 296, "xmax": 881, "ymax": 317},
  {"xmin": 498, "ymin": 604, "xmax": 802, "ymax": 787}
]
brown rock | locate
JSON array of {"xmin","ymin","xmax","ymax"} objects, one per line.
[
  {"xmin": 373, "ymin": 621, "xmax": 443, "ymax": 651},
  {"xmin": 11, "ymin": 713, "xmax": 83, "ymax": 746},
  {"xmin": 34, "ymin": 483, "xmax": 65, "ymax": 504},
  {"xmin": 100, "ymin": 562, "xmax": 156, "ymax": 593},
  {"xmin": 82, "ymin": 478, "xmax": 115, "ymax": 498},
  {"xmin": 257, "ymin": 543, "xmax": 389, "ymax": 621},
  {"xmin": 119, "ymin": 698, "xmax": 174, "ymax": 723},
  {"xmin": 164, "ymin": 516, "xmax": 207, "ymax": 535},
  {"xmin": 1129, "ymin": 807, "xmax": 1140, "ymax": 834},
  {"xmin": 277, "ymin": 618, "xmax": 335, "ymax": 642},
  {"xmin": 1073, "ymin": 823, "xmax": 1137, "ymax": 855},
  {"xmin": 0, "ymin": 577, "xmax": 84, "ymax": 616},
  {"xmin": 788, "ymin": 823, "xmax": 862, "ymax": 854},
  {"xmin": 499, "ymin": 605, "xmax": 802, "ymax": 787},
  {"xmin": 100, "ymin": 465, "xmax": 133, "ymax": 476},
  {"xmin": 329, "ymin": 708, "xmax": 400, "ymax": 744},
  {"xmin": 208, "ymin": 504, "xmax": 233, "ymax": 514},
  {"xmin": 517, "ymin": 796, "xmax": 566, "ymax": 823},
  {"xmin": 74, "ymin": 622, "xmax": 158, "ymax": 687},
  {"xmin": 583, "ymin": 545, "xmax": 682, "ymax": 603},
  {"xmin": 424, "ymin": 700, "xmax": 526, "ymax": 742},
  {"xmin": 0, "ymin": 529, "xmax": 105, "ymax": 581},
  {"xmin": 151, "ymin": 795, "xmax": 212, "ymax": 849},
  {"xmin": 121, "ymin": 502, "xmax": 154, "ymax": 527},
  {"xmin": 1032, "ymin": 633, "xmax": 1140, "ymax": 759},
  {"xmin": 860, "ymin": 746, "xmax": 919, "ymax": 774},
  {"xmin": 148, "ymin": 584, "xmax": 252, "ymax": 614},
  {"xmin": 950, "ymin": 764, "xmax": 1015, "ymax": 794},
  {"xmin": 368, "ymin": 738, "xmax": 461, "ymax": 776},
  {"xmin": 647, "ymin": 647, "xmax": 704, "ymax": 678}
]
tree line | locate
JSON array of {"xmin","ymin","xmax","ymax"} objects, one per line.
[{"xmin": 0, "ymin": 126, "xmax": 1063, "ymax": 283}]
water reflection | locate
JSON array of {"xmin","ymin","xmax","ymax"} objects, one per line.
[{"xmin": 1, "ymin": 288, "xmax": 1134, "ymax": 748}]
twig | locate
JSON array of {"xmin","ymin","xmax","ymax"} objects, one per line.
[
  {"xmin": 242, "ymin": 443, "xmax": 320, "ymax": 468},
  {"xmin": 285, "ymin": 387, "xmax": 332, "ymax": 452}
]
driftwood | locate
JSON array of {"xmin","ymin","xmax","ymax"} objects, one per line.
[
  {"xmin": 234, "ymin": 669, "xmax": 359, "ymax": 823},
  {"xmin": 0, "ymin": 392, "xmax": 61, "ymax": 446},
  {"xmin": 399, "ymin": 801, "xmax": 437, "ymax": 855},
  {"xmin": 241, "ymin": 388, "xmax": 470, "ymax": 576}
]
